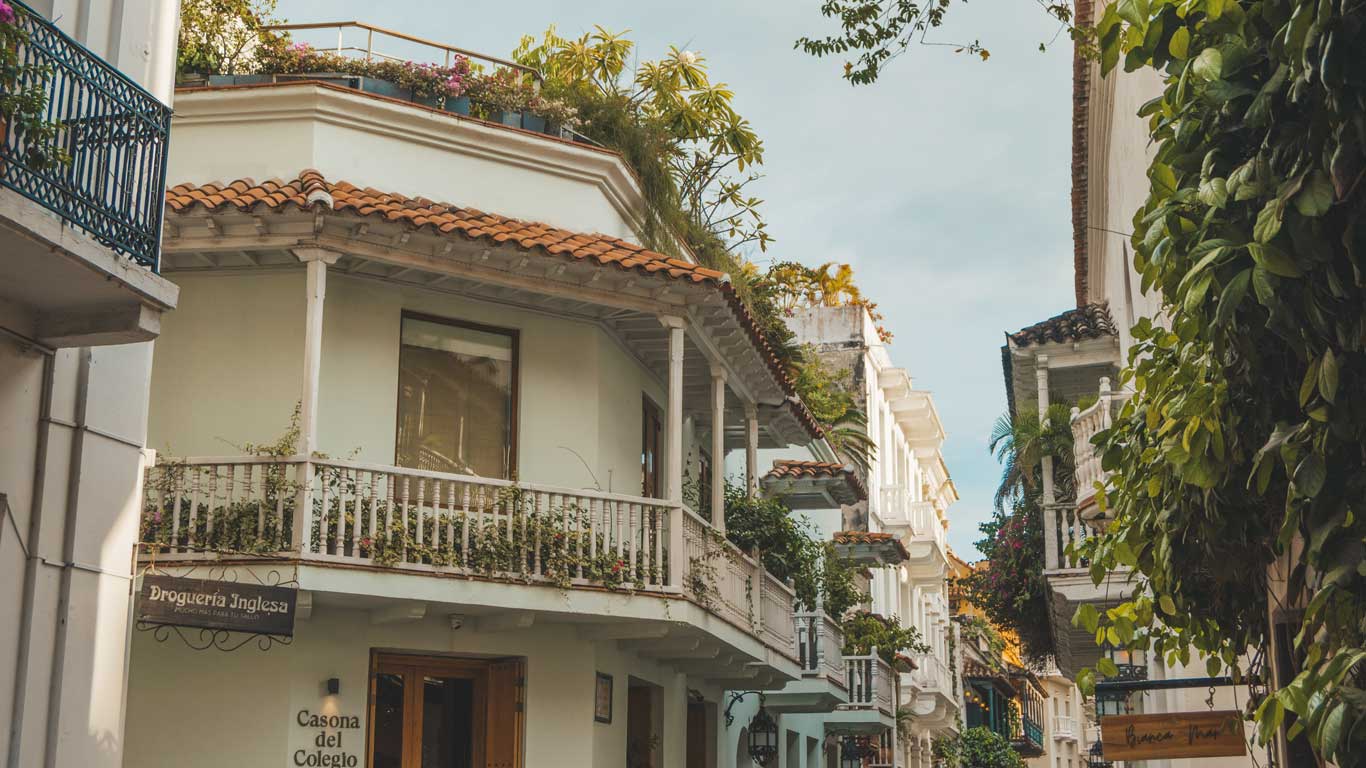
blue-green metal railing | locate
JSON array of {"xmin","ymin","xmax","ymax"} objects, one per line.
[
  {"xmin": 1, "ymin": 1, "xmax": 171, "ymax": 270},
  {"xmin": 1023, "ymin": 717, "xmax": 1043, "ymax": 747}
]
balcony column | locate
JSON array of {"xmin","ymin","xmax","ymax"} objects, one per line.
[
  {"xmin": 293, "ymin": 248, "xmax": 340, "ymax": 553},
  {"xmin": 710, "ymin": 365, "xmax": 727, "ymax": 534},
  {"xmin": 660, "ymin": 315, "xmax": 687, "ymax": 588},
  {"xmin": 744, "ymin": 403, "xmax": 759, "ymax": 497},
  {"xmin": 294, "ymin": 248, "xmax": 341, "ymax": 457},
  {"xmin": 1036, "ymin": 354, "xmax": 1060, "ymax": 572}
]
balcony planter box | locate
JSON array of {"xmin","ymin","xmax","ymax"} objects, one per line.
[
  {"xmin": 445, "ymin": 96, "xmax": 471, "ymax": 116},
  {"xmin": 520, "ymin": 114, "xmax": 548, "ymax": 134},
  {"xmin": 207, "ymin": 74, "xmax": 277, "ymax": 87},
  {"xmin": 491, "ymin": 110, "xmax": 523, "ymax": 129}
]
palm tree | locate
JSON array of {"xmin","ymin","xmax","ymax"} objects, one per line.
[{"xmin": 987, "ymin": 403, "xmax": 1076, "ymax": 512}]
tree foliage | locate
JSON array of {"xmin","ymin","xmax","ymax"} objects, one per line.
[
  {"xmin": 176, "ymin": 0, "xmax": 281, "ymax": 75},
  {"xmin": 1074, "ymin": 0, "xmax": 1366, "ymax": 760},
  {"xmin": 722, "ymin": 482, "xmax": 862, "ymax": 616},
  {"xmin": 960, "ymin": 407, "xmax": 1074, "ymax": 662},
  {"xmin": 841, "ymin": 609, "xmax": 932, "ymax": 663},
  {"xmin": 513, "ymin": 27, "xmax": 770, "ymax": 256},
  {"xmin": 931, "ymin": 726, "xmax": 1026, "ymax": 768}
]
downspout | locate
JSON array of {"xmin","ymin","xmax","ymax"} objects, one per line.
[
  {"xmin": 6, "ymin": 339, "xmax": 56, "ymax": 768},
  {"xmin": 43, "ymin": 347, "xmax": 92, "ymax": 768}
]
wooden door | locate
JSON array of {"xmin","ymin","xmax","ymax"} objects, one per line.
[
  {"xmin": 686, "ymin": 701, "xmax": 707, "ymax": 768},
  {"xmin": 368, "ymin": 654, "xmax": 521, "ymax": 768},
  {"xmin": 485, "ymin": 659, "xmax": 524, "ymax": 768}
]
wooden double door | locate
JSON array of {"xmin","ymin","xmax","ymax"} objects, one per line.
[{"xmin": 369, "ymin": 653, "xmax": 524, "ymax": 768}]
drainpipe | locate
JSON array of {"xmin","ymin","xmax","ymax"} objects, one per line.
[
  {"xmin": 43, "ymin": 347, "xmax": 92, "ymax": 768},
  {"xmin": 6, "ymin": 339, "xmax": 56, "ymax": 768}
]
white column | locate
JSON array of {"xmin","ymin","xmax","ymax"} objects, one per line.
[
  {"xmin": 1036, "ymin": 354, "xmax": 1060, "ymax": 571},
  {"xmin": 744, "ymin": 403, "xmax": 759, "ymax": 497},
  {"xmin": 710, "ymin": 365, "xmax": 727, "ymax": 533},
  {"xmin": 294, "ymin": 247, "xmax": 340, "ymax": 457},
  {"xmin": 293, "ymin": 248, "xmax": 339, "ymax": 554},
  {"xmin": 661, "ymin": 316, "xmax": 686, "ymax": 503}
]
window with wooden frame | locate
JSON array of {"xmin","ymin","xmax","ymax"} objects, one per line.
[
  {"xmin": 641, "ymin": 396, "xmax": 663, "ymax": 499},
  {"xmin": 367, "ymin": 653, "xmax": 525, "ymax": 768},
  {"xmin": 395, "ymin": 313, "xmax": 519, "ymax": 479}
]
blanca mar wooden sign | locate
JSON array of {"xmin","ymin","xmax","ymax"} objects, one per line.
[{"xmin": 1100, "ymin": 710, "xmax": 1247, "ymax": 760}]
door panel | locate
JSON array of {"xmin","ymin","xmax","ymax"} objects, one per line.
[
  {"xmin": 368, "ymin": 655, "xmax": 515, "ymax": 768},
  {"xmin": 485, "ymin": 659, "xmax": 524, "ymax": 768}
]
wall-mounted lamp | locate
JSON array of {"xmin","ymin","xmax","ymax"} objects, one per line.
[{"xmin": 326, "ymin": 677, "xmax": 340, "ymax": 696}]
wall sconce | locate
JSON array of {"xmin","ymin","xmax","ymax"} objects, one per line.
[{"xmin": 326, "ymin": 677, "xmax": 340, "ymax": 695}]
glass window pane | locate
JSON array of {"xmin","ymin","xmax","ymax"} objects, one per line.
[
  {"xmin": 372, "ymin": 673, "xmax": 406, "ymax": 768},
  {"xmin": 397, "ymin": 318, "xmax": 515, "ymax": 478},
  {"xmin": 421, "ymin": 676, "xmax": 475, "ymax": 768}
]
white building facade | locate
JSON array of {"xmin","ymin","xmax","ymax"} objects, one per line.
[
  {"xmin": 735, "ymin": 306, "xmax": 962, "ymax": 768},
  {"xmin": 112, "ymin": 23, "xmax": 885, "ymax": 768},
  {"xmin": 0, "ymin": 2, "xmax": 180, "ymax": 768}
]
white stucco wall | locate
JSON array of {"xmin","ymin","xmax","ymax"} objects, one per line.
[
  {"xmin": 1085, "ymin": 15, "xmax": 1166, "ymax": 352},
  {"xmin": 147, "ymin": 270, "xmax": 667, "ymax": 494},
  {"xmin": 0, "ymin": 341, "xmax": 157, "ymax": 768},
  {"xmin": 124, "ymin": 604, "xmax": 696, "ymax": 768},
  {"xmin": 169, "ymin": 87, "xmax": 645, "ymax": 241}
]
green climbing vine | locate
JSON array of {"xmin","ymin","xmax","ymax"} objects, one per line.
[{"xmin": 1073, "ymin": 0, "xmax": 1366, "ymax": 760}]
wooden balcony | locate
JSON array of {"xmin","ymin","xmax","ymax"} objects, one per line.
[{"xmin": 140, "ymin": 455, "xmax": 803, "ymax": 681}]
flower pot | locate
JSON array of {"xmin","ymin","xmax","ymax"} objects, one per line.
[
  {"xmin": 413, "ymin": 94, "xmax": 447, "ymax": 110},
  {"xmin": 520, "ymin": 114, "xmax": 547, "ymax": 134},
  {"xmin": 497, "ymin": 110, "xmax": 523, "ymax": 128},
  {"xmin": 208, "ymin": 74, "xmax": 275, "ymax": 86},
  {"xmin": 446, "ymin": 96, "xmax": 471, "ymax": 116}
]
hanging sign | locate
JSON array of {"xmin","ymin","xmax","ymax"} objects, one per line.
[
  {"xmin": 1100, "ymin": 710, "xmax": 1247, "ymax": 760},
  {"xmin": 137, "ymin": 574, "xmax": 296, "ymax": 637}
]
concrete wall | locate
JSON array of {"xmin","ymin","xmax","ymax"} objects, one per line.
[
  {"xmin": 147, "ymin": 270, "xmax": 666, "ymax": 494},
  {"xmin": 27, "ymin": 0, "xmax": 180, "ymax": 102},
  {"xmin": 169, "ymin": 87, "xmax": 645, "ymax": 241},
  {"xmin": 124, "ymin": 604, "xmax": 696, "ymax": 768},
  {"xmin": 0, "ymin": 341, "xmax": 157, "ymax": 768},
  {"xmin": 1084, "ymin": 8, "xmax": 1166, "ymax": 351}
]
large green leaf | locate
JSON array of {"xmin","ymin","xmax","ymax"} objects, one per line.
[
  {"xmin": 1294, "ymin": 171, "xmax": 1335, "ymax": 217},
  {"xmin": 1254, "ymin": 199, "xmax": 1283, "ymax": 242},
  {"xmin": 1193, "ymin": 47, "xmax": 1223, "ymax": 80}
]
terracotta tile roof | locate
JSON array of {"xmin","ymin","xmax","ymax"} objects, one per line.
[
  {"xmin": 1007, "ymin": 302, "xmax": 1116, "ymax": 348},
  {"xmin": 165, "ymin": 171, "xmax": 823, "ymax": 438},
  {"xmin": 763, "ymin": 460, "xmax": 868, "ymax": 501},
  {"xmin": 832, "ymin": 530, "xmax": 910, "ymax": 562}
]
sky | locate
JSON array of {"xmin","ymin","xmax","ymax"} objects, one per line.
[{"xmin": 277, "ymin": 0, "xmax": 1078, "ymax": 558}]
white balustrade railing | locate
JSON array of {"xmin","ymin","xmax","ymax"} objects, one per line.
[
  {"xmin": 1069, "ymin": 377, "xmax": 1132, "ymax": 506},
  {"xmin": 843, "ymin": 650, "xmax": 896, "ymax": 715},
  {"xmin": 1053, "ymin": 716, "xmax": 1078, "ymax": 740},
  {"xmin": 1047, "ymin": 377, "xmax": 1134, "ymax": 572},
  {"xmin": 795, "ymin": 610, "xmax": 847, "ymax": 686},
  {"xmin": 878, "ymin": 484, "xmax": 910, "ymax": 526},
  {"xmin": 143, "ymin": 456, "xmax": 676, "ymax": 587},
  {"xmin": 908, "ymin": 652, "xmax": 951, "ymax": 696},
  {"xmin": 141, "ymin": 456, "xmax": 802, "ymax": 656}
]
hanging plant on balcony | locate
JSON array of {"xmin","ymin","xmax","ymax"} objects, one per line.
[
  {"xmin": 0, "ymin": 2, "xmax": 70, "ymax": 171},
  {"xmin": 840, "ymin": 610, "xmax": 929, "ymax": 665}
]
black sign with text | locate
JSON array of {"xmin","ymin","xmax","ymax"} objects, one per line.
[{"xmin": 137, "ymin": 575, "xmax": 296, "ymax": 637}]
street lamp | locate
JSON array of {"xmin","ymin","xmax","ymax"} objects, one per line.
[
  {"xmin": 1087, "ymin": 739, "xmax": 1113, "ymax": 768},
  {"xmin": 746, "ymin": 705, "xmax": 779, "ymax": 766},
  {"xmin": 839, "ymin": 735, "xmax": 873, "ymax": 768}
]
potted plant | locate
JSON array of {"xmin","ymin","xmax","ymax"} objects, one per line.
[{"xmin": 466, "ymin": 69, "xmax": 534, "ymax": 129}]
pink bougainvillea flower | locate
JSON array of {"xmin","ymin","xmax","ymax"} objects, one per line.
[{"xmin": 0, "ymin": 2, "xmax": 15, "ymax": 24}]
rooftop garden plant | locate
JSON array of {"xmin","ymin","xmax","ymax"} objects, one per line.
[
  {"xmin": 721, "ymin": 481, "xmax": 861, "ymax": 617},
  {"xmin": 841, "ymin": 610, "xmax": 930, "ymax": 665}
]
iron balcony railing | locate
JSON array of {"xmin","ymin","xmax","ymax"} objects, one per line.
[{"xmin": 1, "ymin": 1, "xmax": 171, "ymax": 270}]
